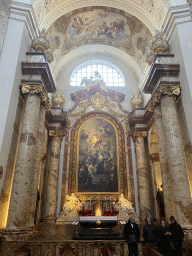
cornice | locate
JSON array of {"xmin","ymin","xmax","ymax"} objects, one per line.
[
  {"xmin": 10, "ymin": 1, "xmax": 39, "ymax": 40},
  {"xmin": 21, "ymin": 60, "xmax": 56, "ymax": 93},
  {"xmin": 128, "ymin": 106, "xmax": 154, "ymax": 136},
  {"xmin": 143, "ymin": 55, "xmax": 180, "ymax": 94},
  {"xmin": 70, "ymin": 84, "xmax": 125, "ymax": 102},
  {"xmin": 162, "ymin": 3, "xmax": 191, "ymax": 40}
]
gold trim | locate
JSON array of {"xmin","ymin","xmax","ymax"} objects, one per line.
[
  {"xmin": 49, "ymin": 130, "xmax": 64, "ymax": 138},
  {"xmin": 70, "ymin": 113, "xmax": 125, "ymax": 197},
  {"xmin": 68, "ymin": 94, "xmax": 129, "ymax": 119},
  {"xmin": 133, "ymin": 131, "xmax": 148, "ymax": 140},
  {"xmin": 20, "ymin": 84, "xmax": 43, "ymax": 95},
  {"xmin": 20, "ymin": 84, "xmax": 50, "ymax": 110},
  {"xmin": 148, "ymin": 85, "xmax": 181, "ymax": 112}
]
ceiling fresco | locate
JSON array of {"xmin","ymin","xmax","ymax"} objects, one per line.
[
  {"xmin": 46, "ymin": 7, "xmax": 153, "ymax": 71},
  {"xmin": 67, "ymin": 9, "xmax": 131, "ymax": 43}
]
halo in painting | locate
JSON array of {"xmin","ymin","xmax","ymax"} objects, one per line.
[{"xmin": 77, "ymin": 118, "xmax": 118, "ymax": 193}]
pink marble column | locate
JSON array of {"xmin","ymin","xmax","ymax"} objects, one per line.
[
  {"xmin": 27, "ymin": 103, "xmax": 48, "ymax": 227},
  {"xmin": 134, "ymin": 131, "xmax": 151, "ymax": 222},
  {"xmin": 43, "ymin": 130, "xmax": 63, "ymax": 223},
  {"xmin": 154, "ymin": 106, "xmax": 175, "ymax": 219},
  {"xmin": 6, "ymin": 84, "xmax": 43, "ymax": 230},
  {"xmin": 161, "ymin": 95, "xmax": 192, "ymax": 224}
]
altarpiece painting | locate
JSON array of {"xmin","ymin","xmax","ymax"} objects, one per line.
[{"xmin": 77, "ymin": 118, "xmax": 118, "ymax": 193}]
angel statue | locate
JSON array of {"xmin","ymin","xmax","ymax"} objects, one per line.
[
  {"xmin": 114, "ymin": 194, "xmax": 138, "ymax": 221},
  {"xmin": 62, "ymin": 193, "xmax": 83, "ymax": 216}
]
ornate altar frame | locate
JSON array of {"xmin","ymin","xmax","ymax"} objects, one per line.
[{"xmin": 69, "ymin": 111, "xmax": 126, "ymax": 200}]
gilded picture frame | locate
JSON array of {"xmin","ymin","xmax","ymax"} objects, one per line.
[{"xmin": 70, "ymin": 112, "xmax": 125, "ymax": 197}]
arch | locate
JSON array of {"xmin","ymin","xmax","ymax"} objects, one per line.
[
  {"xmin": 40, "ymin": 1, "xmax": 158, "ymax": 34},
  {"xmin": 54, "ymin": 44, "xmax": 142, "ymax": 82}
]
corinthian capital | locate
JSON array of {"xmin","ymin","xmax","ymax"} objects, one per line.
[
  {"xmin": 49, "ymin": 130, "xmax": 64, "ymax": 138},
  {"xmin": 133, "ymin": 131, "xmax": 148, "ymax": 140},
  {"xmin": 148, "ymin": 85, "xmax": 181, "ymax": 112},
  {"xmin": 20, "ymin": 84, "xmax": 43, "ymax": 95}
]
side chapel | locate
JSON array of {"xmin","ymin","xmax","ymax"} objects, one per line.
[{"xmin": 0, "ymin": 0, "xmax": 192, "ymax": 254}]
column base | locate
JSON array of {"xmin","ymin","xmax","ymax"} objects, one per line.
[{"xmin": 3, "ymin": 226, "xmax": 40, "ymax": 241}]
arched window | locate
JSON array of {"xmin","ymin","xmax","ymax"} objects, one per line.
[{"xmin": 70, "ymin": 60, "xmax": 125, "ymax": 87}]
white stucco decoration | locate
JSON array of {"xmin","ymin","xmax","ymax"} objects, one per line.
[
  {"xmin": 53, "ymin": 44, "xmax": 142, "ymax": 82},
  {"xmin": 39, "ymin": 0, "xmax": 159, "ymax": 35}
]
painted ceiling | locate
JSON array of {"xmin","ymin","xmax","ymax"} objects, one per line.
[{"xmin": 46, "ymin": 7, "xmax": 153, "ymax": 72}]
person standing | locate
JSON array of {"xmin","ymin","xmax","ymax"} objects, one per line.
[
  {"xmin": 124, "ymin": 216, "xmax": 140, "ymax": 256},
  {"xmin": 143, "ymin": 216, "xmax": 157, "ymax": 247},
  {"xmin": 156, "ymin": 220, "xmax": 172, "ymax": 256},
  {"xmin": 169, "ymin": 216, "xmax": 184, "ymax": 256}
]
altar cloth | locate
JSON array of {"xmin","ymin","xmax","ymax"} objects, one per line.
[{"xmin": 80, "ymin": 216, "xmax": 117, "ymax": 221}]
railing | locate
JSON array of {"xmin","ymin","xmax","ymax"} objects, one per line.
[{"xmin": 3, "ymin": 240, "xmax": 129, "ymax": 256}]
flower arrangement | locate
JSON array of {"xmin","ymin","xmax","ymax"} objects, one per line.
[
  {"xmin": 102, "ymin": 210, "xmax": 118, "ymax": 216},
  {"xmin": 79, "ymin": 210, "xmax": 94, "ymax": 216}
]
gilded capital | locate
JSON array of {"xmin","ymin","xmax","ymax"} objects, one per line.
[
  {"xmin": 20, "ymin": 84, "xmax": 43, "ymax": 95},
  {"xmin": 40, "ymin": 90, "xmax": 51, "ymax": 111},
  {"xmin": 148, "ymin": 85, "xmax": 181, "ymax": 112},
  {"xmin": 49, "ymin": 130, "xmax": 64, "ymax": 138},
  {"xmin": 133, "ymin": 131, "xmax": 148, "ymax": 140}
]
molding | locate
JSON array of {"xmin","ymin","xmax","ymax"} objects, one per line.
[
  {"xmin": 162, "ymin": 3, "xmax": 191, "ymax": 40},
  {"xmin": 21, "ymin": 56, "xmax": 56, "ymax": 93},
  {"xmin": 53, "ymin": 44, "xmax": 142, "ymax": 81},
  {"xmin": 143, "ymin": 54, "xmax": 180, "ymax": 94},
  {"xmin": 40, "ymin": 0, "xmax": 157, "ymax": 34},
  {"xmin": 10, "ymin": 1, "xmax": 39, "ymax": 40},
  {"xmin": 129, "ymin": 106, "xmax": 154, "ymax": 136}
]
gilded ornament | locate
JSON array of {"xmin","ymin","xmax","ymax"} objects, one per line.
[
  {"xmin": 70, "ymin": 113, "xmax": 125, "ymax": 196},
  {"xmin": 31, "ymin": 29, "xmax": 50, "ymax": 52},
  {"xmin": 150, "ymin": 30, "xmax": 169, "ymax": 54},
  {"xmin": 91, "ymin": 92, "xmax": 106, "ymax": 110},
  {"xmin": 49, "ymin": 130, "xmax": 64, "ymax": 138},
  {"xmin": 133, "ymin": 131, "xmax": 148, "ymax": 140},
  {"xmin": 130, "ymin": 90, "xmax": 143, "ymax": 108},
  {"xmin": 52, "ymin": 92, "xmax": 65, "ymax": 108},
  {"xmin": 20, "ymin": 84, "xmax": 43, "ymax": 95},
  {"xmin": 148, "ymin": 85, "xmax": 181, "ymax": 112}
]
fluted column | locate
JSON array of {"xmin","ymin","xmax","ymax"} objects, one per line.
[
  {"xmin": 6, "ymin": 84, "xmax": 45, "ymax": 230},
  {"xmin": 27, "ymin": 99, "xmax": 50, "ymax": 227},
  {"xmin": 43, "ymin": 130, "xmax": 63, "ymax": 223},
  {"xmin": 161, "ymin": 94, "xmax": 192, "ymax": 224},
  {"xmin": 134, "ymin": 131, "xmax": 151, "ymax": 221},
  {"xmin": 154, "ymin": 106, "xmax": 175, "ymax": 219}
]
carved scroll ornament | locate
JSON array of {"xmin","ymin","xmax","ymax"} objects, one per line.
[{"xmin": 148, "ymin": 85, "xmax": 181, "ymax": 112}]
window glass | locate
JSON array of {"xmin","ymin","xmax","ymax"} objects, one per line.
[{"xmin": 71, "ymin": 61, "xmax": 125, "ymax": 87}]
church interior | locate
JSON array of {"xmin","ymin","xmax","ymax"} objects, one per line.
[{"xmin": 0, "ymin": 0, "xmax": 192, "ymax": 255}]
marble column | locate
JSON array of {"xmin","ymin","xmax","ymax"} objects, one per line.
[
  {"xmin": 27, "ymin": 98, "xmax": 50, "ymax": 227},
  {"xmin": 154, "ymin": 106, "xmax": 175, "ymax": 219},
  {"xmin": 134, "ymin": 131, "xmax": 151, "ymax": 221},
  {"xmin": 161, "ymin": 94, "xmax": 192, "ymax": 224},
  {"xmin": 43, "ymin": 130, "xmax": 63, "ymax": 223},
  {"xmin": 6, "ymin": 84, "xmax": 43, "ymax": 230}
]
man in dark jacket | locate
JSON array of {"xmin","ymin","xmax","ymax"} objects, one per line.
[
  {"xmin": 124, "ymin": 216, "xmax": 140, "ymax": 256},
  {"xmin": 169, "ymin": 216, "xmax": 184, "ymax": 256},
  {"xmin": 143, "ymin": 216, "xmax": 157, "ymax": 247}
]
